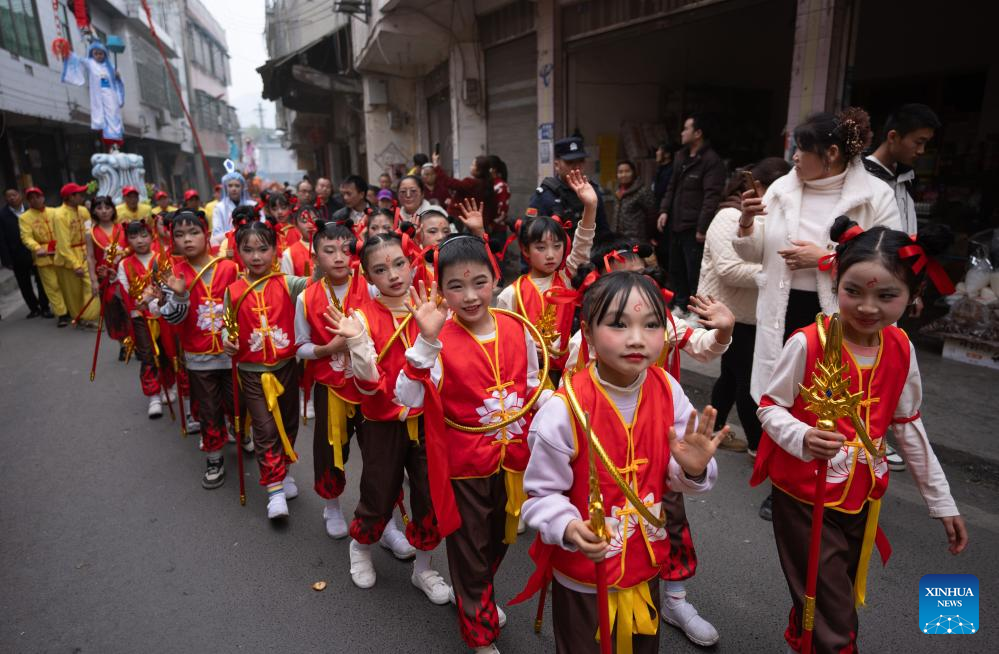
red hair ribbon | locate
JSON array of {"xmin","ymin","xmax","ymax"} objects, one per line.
[
  {"xmin": 482, "ymin": 234, "xmax": 502, "ymax": 279},
  {"xmin": 602, "ymin": 245, "xmax": 642, "ymax": 272},
  {"xmin": 838, "ymin": 224, "xmax": 864, "ymax": 245},
  {"xmin": 497, "ymin": 232, "xmax": 518, "ymax": 263},
  {"xmin": 898, "ymin": 238, "xmax": 955, "ymax": 295},
  {"xmin": 542, "ymin": 270, "xmax": 600, "ymax": 308},
  {"xmin": 818, "ymin": 253, "xmax": 837, "ymax": 272}
]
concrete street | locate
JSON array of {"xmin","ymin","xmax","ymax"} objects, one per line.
[{"xmin": 1, "ymin": 297, "xmax": 996, "ymax": 654}]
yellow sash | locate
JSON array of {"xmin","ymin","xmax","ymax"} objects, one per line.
[
  {"xmin": 503, "ymin": 470, "xmax": 527, "ymax": 545},
  {"xmin": 854, "ymin": 498, "xmax": 882, "ymax": 607},
  {"xmin": 596, "ymin": 580, "xmax": 659, "ymax": 654},
  {"xmin": 406, "ymin": 415, "xmax": 420, "ymax": 443},
  {"xmin": 327, "ymin": 387, "xmax": 356, "ymax": 470},
  {"xmin": 261, "ymin": 372, "xmax": 298, "ymax": 462}
]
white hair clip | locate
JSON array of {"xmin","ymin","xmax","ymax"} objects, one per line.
[{"xmin": 223, "ymin": 159, "xmax": 236, "ymax": 175}]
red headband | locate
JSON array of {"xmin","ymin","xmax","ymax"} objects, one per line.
[
  {"xmin": 602, "ymin": 245, "xmax": 642, "ymax": 272},
  {"xmin": 818, "ymin": 224, "xmax": 867, "ymax": 272},
  {"xmin": 898, "ymin": 237, "xmax": 955, "ymax": 295}
]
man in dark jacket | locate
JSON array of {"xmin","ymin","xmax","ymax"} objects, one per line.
[
  {"xmin": 528, "ymin": 137, "xmax": 610, "ymax": 241},
  {"xmin": 655, "ymin": 115, "xmax": 725, "ymax": 311},
  {"xmin": 0, "ymin": 188, "xmax": 51, "ymax": 319},
  {"xmin": 652, "ymin": 142, "xmax": 677, "ymax": 272}
]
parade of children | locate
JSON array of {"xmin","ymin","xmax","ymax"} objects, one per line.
[{"xmin": 4, "ymin": 125, "xmax": 979, "ymax": 654}]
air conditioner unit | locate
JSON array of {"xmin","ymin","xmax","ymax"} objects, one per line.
[
  {"xmin": 387, "ymin": 107, "xmax": 406, "ymax": 130},
  {"xmin": 154, "ymin": 108, "xmax": 168, "ymax": 128}
]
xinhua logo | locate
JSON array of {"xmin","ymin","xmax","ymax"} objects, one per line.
[{"xmin": 919, "ymin": 574, "xmax": 979, "ymax": 634}]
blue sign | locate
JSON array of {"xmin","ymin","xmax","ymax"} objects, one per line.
[
  {"xmin": 538, "ymin": 122, "xmax": 553, "ymax": 141},
  {"xmin": 919, "ymin": 574, "xmax": 979, "ymax": 635}
]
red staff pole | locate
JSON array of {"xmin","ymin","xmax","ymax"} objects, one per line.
[
  {"xmin": 800, "ymin": 458, "xmax": 829, "ymax": 654},
  {"xmin": 89, "ymin": 299, "xmax": 105, "ymax": 381},
  {"xmin": 231, "ymin": 361, "xmax": 246, "ymax": 506}
]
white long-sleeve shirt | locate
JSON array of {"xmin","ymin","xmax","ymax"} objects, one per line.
[
  {"xmin": 757, "ymin": 331, "xmax": 958, "ymax": 518},
  {"xmin": 522, "ymin": 367, "xmax": 717, "ymax": 593}
]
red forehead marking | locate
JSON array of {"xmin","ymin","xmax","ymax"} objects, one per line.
[{"xmin": 866, "ymin": 277, "xmax": 878, "ymax": 288}]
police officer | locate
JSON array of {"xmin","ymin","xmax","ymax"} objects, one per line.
[{"xmin": 528, "ymin": 136, "xmax": 610, "ymax": 241}]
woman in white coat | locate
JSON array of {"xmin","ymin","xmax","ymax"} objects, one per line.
[{"xmin": 733, "ymin": 107, "xmax": 901, "ymax": 519}]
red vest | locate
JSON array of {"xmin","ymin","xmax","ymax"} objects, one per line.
[
  {"xmin": 287, "ymin": 239, "xmax": 312, "ymax": 277},
  {"xmin": 174, "ymin": 258, "xmax": 239, "ymax": 355},
  {"xmin": 227, "ymin": 275, "xmax": 297, "ymax": 366},
  {"xmin": 120, "ymin": 253, "xmax": 156, "ymax": 318},
  {"xmin": 92, "ymin": 223, "xmax": 127, "ymax": 261},
  {"xmin": 550, "ymin": 366, "xmax": 676, "ymax": 589},
  {"xmin": 437, "ymin": 312, "xmax": 531, "ymax": 477},
  {"xmin": 751, "ymin": 322, "xmax": 910, "ymax": 513},
  {"xmin": 302, "ymin": 277, "xmax": 361, "ymax": 403},
  {"xmin": 514, "ymin": 273, "xmax": 573, "ymax": 371},
  {"xmin": 354, "ymin": 297, "xmax": 422, "ymax": 422}
]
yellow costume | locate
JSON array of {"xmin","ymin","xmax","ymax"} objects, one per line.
[
  {"xmin": 19, "ymin": 206, "xmax": 67, "ymax": 316},
  {"xmin": 116, "ymin": 202, "xmax": 153, "ymax": 224},
  {"xmin": 52, "ymin": 202, "xmax": 99, "ymax": 321},
  {"xmin": 204, "ymin": 199, "xmax": 219, "ymax": 232}
]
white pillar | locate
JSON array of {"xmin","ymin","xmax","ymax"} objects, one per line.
[
  {"xmin": 449, "ymin": 42, "xmax": 487, "ymax": 177},
  {"xmin": 536, "ymin": 0, "xmax": 556, "ymax": 182}
]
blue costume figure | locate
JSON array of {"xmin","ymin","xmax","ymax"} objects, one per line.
[
  {"xmin": 61, "ymin": 41, "xmax": 125, "ymax": 149},
  {"xmin": 210, "ymin": 160, "xmax": 255, "ymax": 247}
]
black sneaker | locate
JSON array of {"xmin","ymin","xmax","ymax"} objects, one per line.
[
  {"xmin": 26, "ymin": 309, "xmax": 41, "ymax": 319},
  {"xmin": 57, "ymin": 314, "xmax": 70, "ymax": 328},
  {"xmin": 118, "ymin": 346, "xmax": 126, "ymax": 361},
  {"xmin": 758, "ymin": 494, "xmax": 773, "ymax": 521},
  {"xmin": 202, "ymin": 457, "xmax": 225, "ymax": 489},
  {"xmin": 42, "ymin": 308, "xmax": 54, "ymax": 319}
]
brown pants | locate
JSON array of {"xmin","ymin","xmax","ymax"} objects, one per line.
[
  {"xmin": 311, "ymin": 383, "xmax": 360, "ymax": 499},
  {"xmin": 772, "ymin": 487, "xmax": 868, "ymax": 654},
  {"xmin": 348, "ymin": 417, "xmax": 440, "ymax": 550},
  {"xmin": 447, "ymin": 475, "xmax": 509, "ymax": 648},
  {"xmin": 552, "ymin": 578, "xmax": 661, "ymax": 654},
  {"xmin": 239, "ymin": 361, "xmax": 299, "ymax": 486},
  {"xmin": 187, "ymin": 368, "xmax": 234, "ymax": 453},
  {"xmin": 132, "ymin": 317, "xmax": 173, "ymax": 397}
]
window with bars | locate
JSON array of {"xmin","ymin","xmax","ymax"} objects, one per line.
[
  {"xmin": 57, "ymin": 1, "xmax": 71, "ymax": 50},
  {"xmin": 132, "ymin": 35, "xmax": 182, "ymax": 117},
  {"xmin": 188, "ymin": 21, "xmax": 228, "ymax": 85},
  {"xmin": 0, "ymin": 0, "xmax": 47, "ymax": 64}
]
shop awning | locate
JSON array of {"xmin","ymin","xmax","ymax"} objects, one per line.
[{"xmin": 257, "ymin": 28, "xmax": 360, "ymax": 113}]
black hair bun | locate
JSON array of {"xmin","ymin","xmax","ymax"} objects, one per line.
[
  {"xmin": 397, "ymin": 220, "xmax": 416, "ymax": 238},
  {"xmin": 571, "ymin": 261, "xmax": 597, "ymax": 290},
  {"xmin": 916, "ymin": 223, "xmax": 953, "ymax": 258},
  {"xmin": 829, "ymin": 215, "xmax": 859, "ymax": 244}
]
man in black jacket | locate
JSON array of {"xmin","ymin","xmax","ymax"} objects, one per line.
[
  {"xmin": 0, "ymin": 188, "xmax": 51, "ymax": 319},
  {"xmin": 655, "ymin": 115, "xmax": 725, "ymax": 312}
]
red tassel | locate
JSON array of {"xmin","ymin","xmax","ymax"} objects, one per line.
[
  {"xmin": 51, "ymin": 38, "xmax": 71, "ymax": 60},
  {"xmin": 73, "ymin": 0, "xmax": 90, "ymax": 29}
]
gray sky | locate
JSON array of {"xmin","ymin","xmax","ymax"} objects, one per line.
[{"xmin": 201, "ymin": 0, "xmax": 276, "ymax": 129}]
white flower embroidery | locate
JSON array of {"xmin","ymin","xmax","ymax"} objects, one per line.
[
  {"xmin": 474, "ymin": 389, "xmax": 525, "ymax": 438},
  {"xmin": 825, "ymin": 436, "xmax": 888, "ymax": 484},
  {"xmin": 249, "ymin": 325, "xmax": 290, "ymax": 353},
  {"xmin": 196, "ymin": 300, "xmax": 224, "ymax": 334},
  {"xmin": 602, "ymin": 493, "xmax": 667, "ymax": 559}
]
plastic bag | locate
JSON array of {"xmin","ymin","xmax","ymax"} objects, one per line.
[{"xmin": 965, "ymin": 246, "xmax": 993, "ymax": 296}]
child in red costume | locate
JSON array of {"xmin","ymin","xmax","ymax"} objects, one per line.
[{"xmin": 752, "ymin": 216, "xmax": 968, "ymax": 653}]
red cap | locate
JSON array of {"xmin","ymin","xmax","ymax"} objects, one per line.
[
  {"xmin": 153, "ymin": 191, "xmax": 168, "ymax": 201},
  {"xmin": 122, "ymin": 185, "xmax": 139, "ymax": 197},
  {"xmin": 183, "ymin": 189, "xmax": 200, "ymax": 201},
  {"xmin": 60, "ymin": 182, "xmax": 88, "ymax": 198},
  {"xmin": 24, "ymin": 187, "xmax": 43, "ymax": 198}
]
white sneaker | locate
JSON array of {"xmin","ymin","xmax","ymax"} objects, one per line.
[
  {"xmin": 185, "ymin": 416, "xmax": 201, "ymax": 434},
  {"xmin": 148, "ymin": 395, "xmax": 163, "ymax": 419},
  {"xmin": 380, "ymin": 522, "xmax": 416, "ymax": 560},
  {"xmin": 517, "ymin": 516, "xmax": 526, "ymax": 535},
  {"xmin": 474, "ymin": 645, "xmax": 500, "ymax": 654},
  {"xmin": 165, "ymin": 386, "xmax": 178, "ymax": 404},
  {"xmin": 306, "ymin": 397, "xmax": 315, "ymax": 420},
  {"xmin": 323, "ymin": 501, "xmax": 348, "ymax": 539},
  {"xmin": 283, "ymin": 475, "xmax": 299, "ymax": 499},
  {"xmin": 662, "ymin": 595, "xmax": 719, "ymax": 646},
  {"xmin": 267, "ymin": 492, "xmax": 289, "ymax": 520},
  {"xmin": 349, "ymin": 541, "xmax": 376, "ymax": 588},
  {"xmin": 242, "ymin": 430, "xmax": 254, "ymax": 453},
  {"xmin": 412, "ymin": 569, "xmax": 451, "ymax": 605},
  {"xmin": 449, "ymin": 587, "xmax": 506, "ymax": 628}
]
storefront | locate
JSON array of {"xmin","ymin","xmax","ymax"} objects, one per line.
[
  {"xmin": 561, "ymin": 0, "xmax": 795, "ymax": 188},
  {"xmin": 847, "ymin": 0, "xmax": 999, "ymax": 237}
]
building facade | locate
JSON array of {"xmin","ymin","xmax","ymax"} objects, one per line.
[
  {"xmin": 0, "ymin": 0, "xmax": 239, "ymax": 203},
  {"xmin": 259, "ymin": 0, "xmax": 998, "ymax": 233}
]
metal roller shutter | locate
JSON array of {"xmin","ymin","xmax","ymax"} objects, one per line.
[{"xmin": 485, "ymin": 35, "xmax": 537, "ymax": 220}]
